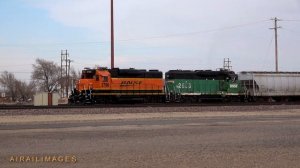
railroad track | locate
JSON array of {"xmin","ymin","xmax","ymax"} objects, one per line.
[{"xmin": 1, "ymin": 101, "xmax": 300, "ymax": 110}]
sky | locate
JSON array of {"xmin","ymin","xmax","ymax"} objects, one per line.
[{"xmin": 0, "ymin": 0, "xmax": 300, "ymax": 81}]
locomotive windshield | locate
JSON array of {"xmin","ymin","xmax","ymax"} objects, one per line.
[{"xmin": 81, "ymin": 69, "xmax": 96, "ymax": 79}]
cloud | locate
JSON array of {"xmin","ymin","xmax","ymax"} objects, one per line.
[
  {"xmin": 26, "ymin": 0, "xmax": 299, "ymax": 36},
  {"xmin": 23, "ymin": 0, "xmax": 300, "ymax": 72},
  {"xmin": 27, "ymin": 0, "xmax": 108, "ymax": 31},
  {"xmin": 0, "ymin": 48, "xmax": 36, "ymax": 81}
]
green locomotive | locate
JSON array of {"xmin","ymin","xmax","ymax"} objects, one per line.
[{"xmin": 165, "ymin": 70, "xmax": 245, "ymax": 102}]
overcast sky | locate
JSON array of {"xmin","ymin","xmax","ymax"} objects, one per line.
[{"xmin": 1, "ymin": 0, "xmax": 300, "ymax": 81}]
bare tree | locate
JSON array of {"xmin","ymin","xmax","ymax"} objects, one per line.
[
  {"xmin": 0, "ymin": 71, "xmax": 17, "ymax": 101},
  {"xmin": 15, "ymin": 80, "xmax": 36, "ymax": 101},
  {"xmin": 70, "ymin": 68, "xmax": 81, "ymax": 81},
  {"xmin": 64, "ymin": 68, "xmax": 81, "ymax": 94},
  {"xmin": 15, "ymin": 80, "xmax": 27, "ymax": 101},
  {"xmin": 32, "ymin": 58, "xmax": 61, "ymax": 92},
  {"xmin": 0, "ymin": 71, "xmax": 35, "ymax": 102}
]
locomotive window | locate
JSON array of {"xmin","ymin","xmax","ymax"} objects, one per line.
[
  {"xmin": 96, "ymin": 75, "xmax": 99, "ymax": 81},
  {"xmin": 103, "ymin": 76, "xmax": 108, "ymax": 82},
  {"xmin": 81, "ymin": 73, "xmax": 94, "ymax": 79},
  {"xmin": 81, "ymin": 70, "xmax": 96, "ymax": 79}
]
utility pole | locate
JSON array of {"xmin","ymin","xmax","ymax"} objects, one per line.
[
  {"xmin": 61, "ymin": 50, "xmax": 70, "ymax": 97},
  {"xmin": 111, "ymin": 0, "xmax": 115, "ymax": 69},
  {"xmin": 270, "ymin": 17, "xmax": 281, "ymax": 72}
]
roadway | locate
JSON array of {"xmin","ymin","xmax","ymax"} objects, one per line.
[{"xmin": 0, "ymin": 110, "xmax": 299, "ymax": 168}]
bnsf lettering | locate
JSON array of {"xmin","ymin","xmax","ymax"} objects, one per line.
[
  {"xmin": 120, "ymin": 81, "xmax": 142, "ymax": 86},
  {"xmin": 102, "ymin": 83, "xmax": 109, "ymax": 87}
]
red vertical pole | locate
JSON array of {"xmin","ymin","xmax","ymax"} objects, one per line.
[
  {"xmin": 111, "ymin": 0, "xmax": 115, "ymax": 69},
  {"xmin": 48, "ymin": 93, "xmax": 52, "ymax": 106}
]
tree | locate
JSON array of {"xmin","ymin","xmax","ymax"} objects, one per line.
[
  {"xmin": 0, "ymin": 71, "xmax": 17, "ymax": 101},
  {"xmin": 0, "ymin": 71, "xmax": 35, "ymax": 102},
  {"xmin": 69, "ymin": 69, "xmax": 81, "ymax": 92},
  {"xmin": 31, "ymin": 58, "xmax": 61, "ymax": 92},
  {"xmin": 70, "ymin": 69, "xmax": 81, "ymax": 81},
  {"xmin": 15, "ymin": 80, "xmax": 36, "ymax": 101}
]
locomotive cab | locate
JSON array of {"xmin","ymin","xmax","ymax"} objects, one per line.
[
  {"xmin": 69, "ymin": 68, "xmax": 112, "ymax": 104},
  {"xmin": 77, "ymin": 68, "xmax": 111, "ymax": 91}
]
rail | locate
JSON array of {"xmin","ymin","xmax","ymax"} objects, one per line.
[{"xmin": 1, "ymin": 101, "xmax": 300, "ymax": 110}]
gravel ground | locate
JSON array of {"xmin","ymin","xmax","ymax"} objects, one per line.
[
  {"xmin": 0, "ymin": 110, "xmax": 299, "ymax": 124},
  {"xmin": 1, "ymin": 104, "xmax": 300, "ymax": 116}
]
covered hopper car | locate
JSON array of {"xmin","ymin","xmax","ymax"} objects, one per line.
[{"xmin": 238, "ymin": 71, "xmax": 300, "ymax": 101}]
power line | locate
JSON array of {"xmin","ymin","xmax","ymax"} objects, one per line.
[
  {"xmin": 281, "ymin": 19, "xmax": 300, "ymax": 22},
  {"xmin": 266, "ymin": 34, "xmax": 274, "ymax": 58},
  {"xmin": 280, "ymin": 28, "xmax": 300, "ymax": 43},
  {"xmin": 118, "ymin": 20, "xmax": 270, "ymax": 42},
  {"xmin": 282, "ymin": 28, "xmax": 300, "ymax": 34},
  {"xmin": 0, "ymin": 64, "xmax": 32, "ymax": 68},
  {"xmin": 0, "ymin": 20, "xmax": 269, "ymax": 47},
  {"xmin": 262, "ymin": 34, "xmax": 274, "ymax": 69},
  {"xmin": 0, "ymin": 71, "xmax": 31, "ymax": 74}
]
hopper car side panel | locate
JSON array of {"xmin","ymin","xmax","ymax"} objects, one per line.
[{"xmin": 239, "ymin": 72, "xmax": 300, "ymax": 98}]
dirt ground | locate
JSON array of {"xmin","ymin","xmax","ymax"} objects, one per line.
[
  {"xmin": 0, "ymin": 107, "xmax": 299, "ymax": 168},
  {"xmin": 0, "ymin": 108, "xmax": 299, "ymax": 124}
]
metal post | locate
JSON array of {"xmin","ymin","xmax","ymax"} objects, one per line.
[
  {"xmin": 65, "ymin": 50, "xmax": 68, "ymax": 97},
  {"xmin": 111, "ymin": 0, "xmax": 115, "ymax": 69},
  {"xmin": 61, "ymin": 50, "xmax": 63, "ymax": 97},
  {"xmin": 60, "ymin": 50, "xmax": 64, "ymax": 97},
  {"xmin": 252, "ymin": 73, "xmax": 255, "ymax": 96},
  {"xmin": 67, "ymin": 59, "xmax": 71, "ymax": 96}
]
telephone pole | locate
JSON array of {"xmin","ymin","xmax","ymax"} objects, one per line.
[
  {"xmin": 111, "ymin": 0, "xmax": 115, "ymax": 69},
  {"xmin": 270, "ymin": 17, "xmax": 281, "ymax": 72}
]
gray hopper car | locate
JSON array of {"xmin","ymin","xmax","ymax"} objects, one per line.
[{"xmin": 238, "ymin": 71, "xmax": 300, "ymax": 101}]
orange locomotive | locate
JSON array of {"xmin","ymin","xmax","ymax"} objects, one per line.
[{"xmin": 69, "ymin": 67, "xmax": 165, "ymax": 104}]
